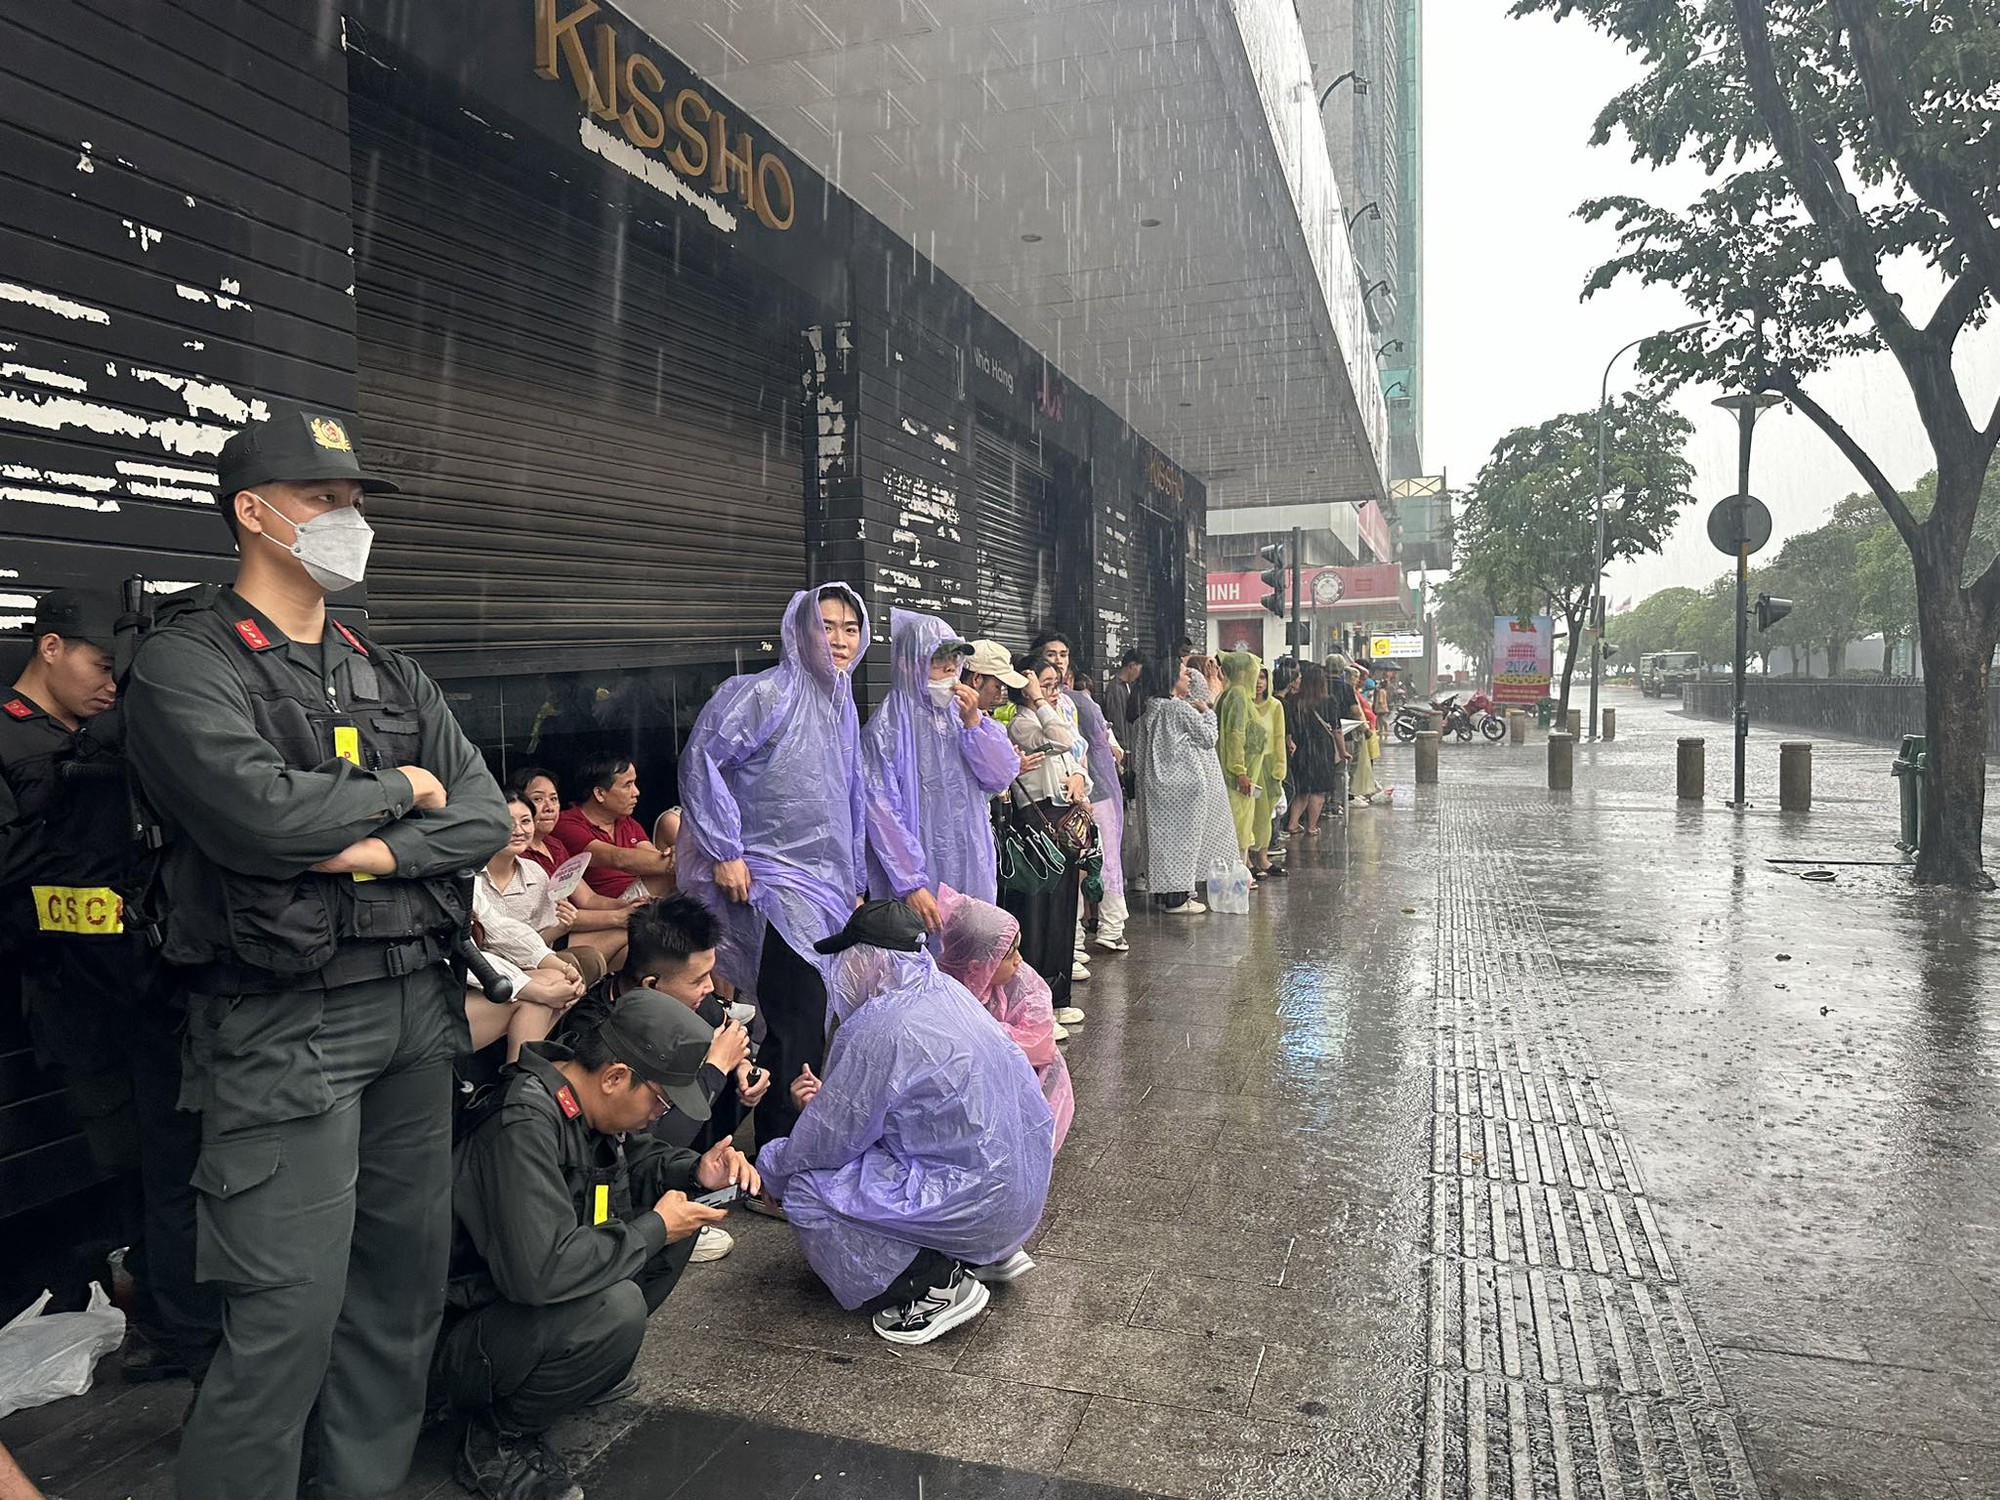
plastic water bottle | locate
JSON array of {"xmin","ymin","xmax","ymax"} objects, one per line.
[
  {"xmin": 1205, "ymin": 861, "xmax": 1229, "ymax": 910},
  {"xmin": 1228, "ymin": 863, "xmax": 1251, "ymax": 913}
]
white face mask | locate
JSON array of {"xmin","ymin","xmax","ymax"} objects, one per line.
[
  {"xmin": 253, "ymin": 493, "xmax": 374, "ymax": 593},
  {"xmin": 927, "ymin": 678, "xmax": 958, "ymax": 710}
]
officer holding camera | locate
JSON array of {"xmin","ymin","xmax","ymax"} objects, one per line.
[{"xmin": 123, "ymin": 405, "xmax": 510, "ymax": 1500}]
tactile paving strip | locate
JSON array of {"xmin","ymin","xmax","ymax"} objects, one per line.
[{"xmin": 1422, "ymin": 800, "xmax": 1758, "ymax": 1499}]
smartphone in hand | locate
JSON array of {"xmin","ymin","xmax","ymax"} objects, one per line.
[{"xmin": 692, "ymin": 1185, "xmax": 743, "ymax": 1210}]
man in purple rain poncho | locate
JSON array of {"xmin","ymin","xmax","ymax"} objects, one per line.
[
  {"xmin": 756, "ymin": 901, "xmax": 1055, "ymax": 1346},
  {"xmin": 677, "ymin": 584, "xmax": 869, "ymax": 1150},
  {"xmin": 861, "ymin": 608, "xmax": 1020, "ymax": 920}
]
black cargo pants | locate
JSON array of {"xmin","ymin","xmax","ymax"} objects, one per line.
[
  {"xmin": 175, "ymin": 965, "xmax": 463, "ymax": 1500},
  {"xmin": 430, "ymin": 1235, "xmax": 697, "ymax": 1433}
]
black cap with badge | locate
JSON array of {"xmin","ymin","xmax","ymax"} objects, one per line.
[
  {"xmin": 32, "ymin": 588, "xmax": 122, "ymax": 653},
  {"xmin": 593, "ymin": 991, "xmax": 715, "ymax": 1121},
  {"xmin": 215, "ymin": 401, "xmax": 400, "ymax": 503},
  {"xmin": 813, "ymin": 899, "xmax": 928, "ymax": 956}
]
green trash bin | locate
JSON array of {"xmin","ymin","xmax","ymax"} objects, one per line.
[
  {"xmin": 1891, "ymin": 734, "xmax": 1927, "ymax": 852},
  {"xmin": 1535, "ymin": 698, "xmax": 1556, "ymax": 729}
]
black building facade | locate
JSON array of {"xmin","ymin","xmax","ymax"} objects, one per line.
[{"xmin": 0, "ymin": 0, "xmax": 1204, "ymax": 1224}]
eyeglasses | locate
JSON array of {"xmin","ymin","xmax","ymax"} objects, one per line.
[{"xmin": 639, "ymin": 1078, "xmax": 671, "ymax": 1119}]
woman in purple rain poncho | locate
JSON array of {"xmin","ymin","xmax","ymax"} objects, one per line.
[
  {"xmin": 861, "ymin": 608, "xmax": 1020, "ymax": 914},
  {"xmin": 934, "ymin": 886, "xmax": 1074, "ymax": 1151},
  {"xmin": 677, "ymin": 584, "xmax": 869, "ymax": 1147},
  {"xmin": 756, "ymin": 911, "xmax": 1055, "ymax": 1331}
]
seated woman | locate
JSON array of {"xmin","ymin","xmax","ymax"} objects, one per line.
[
  {"xmin": 510, "ymin": 767, "xmax": 633, "ymax": 966},
  {"xmin": 934, "ymin": 887, "xmax": 1074, "ymax": 1151},
  {"xmin": 755, "ymin": 902, "xmax": 1055, "ymax": 1347},
  {"xmin": 461, "ymin": 893, "xmax": 586, "ymax": 1064}
]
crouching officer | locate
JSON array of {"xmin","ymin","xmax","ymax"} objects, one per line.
[
  {"xmin": 439, "ymin": 989, "xmax": 759, "ymax": 1500},
  {"xmin": 0, "ymin": 589, "xmax": 216, "ymax": 1376},
  {"xmin": 123, "ymin": 405, "xmax": 511, "ymax": 1500}
]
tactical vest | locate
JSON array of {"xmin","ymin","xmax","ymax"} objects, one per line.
[
  {"xmin": 447, "ymin": 1046, "xmax": 636, "ymax": 1311},
  {"xmin": 143, "ymin": 591, "xmax": 469, "ymax": 987},
  {"xmin": 0, "ymin": 697, "xmax": 135, "ymax": 953}
]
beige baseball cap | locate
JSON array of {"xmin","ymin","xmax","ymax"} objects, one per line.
[{"xmin": 963, "ymin": 639, "xmax": 1028, "ymax": 688}]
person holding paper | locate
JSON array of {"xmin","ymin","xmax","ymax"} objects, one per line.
[
  {"xmin": 553, "ymin": 758, "xmax": 673, "ymax": 902},
  {"xmin": 512, "ymin": 767, "xmax": 633, "ymax": 965}
]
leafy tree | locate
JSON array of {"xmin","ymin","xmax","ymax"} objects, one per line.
[
  {"xmin": 1512, "ymin": 0, "xmax": 2000, "ymax": 886},
  {"xmin": 1433, "ymin": 568, "xmax": 1505, "ymax": 681},
  {"xmin": 1454, "ymin": 394, "xmax": 1698, "ymax": 718},
  {"xmin": 1761, "ymin": 516, "xmax": 1865, "ymax": 675},
  {"xmin": 1609, "ymin": 585, "xmax": 1703, "ymax": 662}
]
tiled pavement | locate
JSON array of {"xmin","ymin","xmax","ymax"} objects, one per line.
[{"xmin": 8, "ymin": 690, "xmax": 1998, "ymax": 1498}]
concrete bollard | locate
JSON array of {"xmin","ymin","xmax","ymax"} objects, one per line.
[
  {"xmin": 1602, "ymin": 708, "xmax": 1616, "ymax": 742},
  {"xmin": 1566, "ymin": 708, "xmax": 1582, "ymax": 740},
  {"xmin": 1547, "ymin": 731, "xmax": 1574, "ymax": 790},
  {"xmin": 1779, "ymin": 741, "xmax": 1812, "ymax": 811},
  {"xmin": 1427, "ymin": 709, "xmax": 1445, "ymax": 737},
  {"xmin": 1677, "ymin": 737, "xmax": 1705, "ymax": 801},
  {"xmin": 1415, "ymin": 730, "xmax": 1440, "ymax": 784},
  {"xmin": 1508, "ymin": 711, "xmax": 1526, "ymax": 746}
]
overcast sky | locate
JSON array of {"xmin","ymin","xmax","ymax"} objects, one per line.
[{"xmin": 1423, "ymin": 1, "xmax": 2000, "ymax": 610}]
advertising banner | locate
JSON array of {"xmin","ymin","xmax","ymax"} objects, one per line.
[
  {"xmin": 1492, "ymin": 615, "xmax": 1553, "ymax": 705},
  {"xmin": 1369, "ymin": 633, "xmax": 1427, "ymax": 660}
]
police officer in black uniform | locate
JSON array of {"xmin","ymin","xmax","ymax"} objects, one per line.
[
  {"xmin": 440, "ymin": 989, "xmax": 759, "ymax": 1499},
  {"xmin": 0, "ymin": 589, "xmax": 215, "ymax": 1377},
  {"xmin": 123, "ymin": 405, "xmax": 510, "ymax": 1500}
]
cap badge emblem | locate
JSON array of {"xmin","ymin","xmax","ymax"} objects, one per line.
[{"xmin": 308, "ymin": 416, "xmax": 353, "ymax": 452}]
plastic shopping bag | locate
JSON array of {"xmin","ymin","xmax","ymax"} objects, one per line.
[{"xmin": 0, "ymin": 1283, "xmax": 126, "ymax": 1417}]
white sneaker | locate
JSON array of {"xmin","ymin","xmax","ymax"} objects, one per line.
[
  {"xmin": 871, "ymin": 1266, "xmax": 990, "ymax": 1345},
  {"xmin": 969, "ymin": 1250, "xmax": 1037, "ymax": 1284},
  {"xmin": 689, "ymin": 1225, "xmax": 734, "ymax": 1263},
  {"xmin": 1170, "ymin": 900, "xmax": 1207, "ymax": 915},
  {"xmin": 1054, "ymin": 1006, "xmax": 1085, "ymax": 1026},
  {"xmin": 1093, "ymin": 935, "xmax": 1129, "ymax": 953},
  {"xmin": 1071, "ymin": 962, "xmax": 1091, "ymax": 982},
  {"xmin": 1054, "ymin": 1022, "xmax": 1071, "ymax": 1041}
]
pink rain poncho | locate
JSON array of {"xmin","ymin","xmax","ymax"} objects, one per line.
[
  {"xmin": 861, "ymin": 608, "xmax": 1019, "ymax": 906},
  {"xmin": 756, "ymin": 943, "xmax": 1056, "ymax": 1309},
  {"xmin": 676, "ymin": 587, "xmax": 870, "ymax": 994},
  {"xmin": 934, "ymin": 886, "xmax": 1074, "ymax": 1151}
]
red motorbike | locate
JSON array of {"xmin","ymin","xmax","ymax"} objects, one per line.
[{"xmin": 1452, "ymin": 690, "xmax": 1507, "ymax": 744}]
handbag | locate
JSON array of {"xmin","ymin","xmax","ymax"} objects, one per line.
[{"xmin": 996, "ymin": 791, "xmax": 1068, "ymax": 895}]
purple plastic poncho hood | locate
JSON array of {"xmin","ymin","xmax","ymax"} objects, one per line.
[
  {"xmin": 861, "ymin": 608, "xmax": 1020, "ymax": 907},
  {"xmin": 677, "ymin": 586, "xmax": 871, "ymax": 993},
  {"xmin": 756, "ymin": 943, "xmax": 1056, "ymax": 1309}
]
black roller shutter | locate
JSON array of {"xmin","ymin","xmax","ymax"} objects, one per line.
[
  {"xmin": 348, "ymin": 92, "xmax": 805, "ymax": 678},
  {"xmin": 972, "ymin": 423, "xmax": 1055, "ymax": 643}
]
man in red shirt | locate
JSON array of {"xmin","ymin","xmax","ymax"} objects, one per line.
[{"xmin": 553, "ymin": 757, "xmax": 673, "ymax": 901}]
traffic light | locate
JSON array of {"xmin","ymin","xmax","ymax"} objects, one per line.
[
  {"xmin": 1755, "ymin": 594, "xmax": 1793, "ymax": 632},
  {"xmin": 1602, "ymin": 643, "xmax": 1619, "ymax": 660},
  {"xmin": 1258, "ymin": 542, "xmax": 1287, "ymax": 617}
]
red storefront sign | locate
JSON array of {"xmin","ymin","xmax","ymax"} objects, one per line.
[{"xmin": 1206, "ymin": 564, "xmax": 1405, "ymax": 614}]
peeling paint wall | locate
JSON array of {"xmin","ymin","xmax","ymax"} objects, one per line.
[{"xmin": 0, "ymin": 0, "xmax": 357, "ymax": 602}]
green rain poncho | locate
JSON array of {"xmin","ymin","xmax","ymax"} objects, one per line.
[{"xmin": 1215, "ymin": 650, "xmax": 1267, "ymax": 851}]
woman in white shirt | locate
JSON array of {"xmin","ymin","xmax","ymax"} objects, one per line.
[{"xmin": 999, "ymin": 659, "xmax": 1092, "ymax": 1019}]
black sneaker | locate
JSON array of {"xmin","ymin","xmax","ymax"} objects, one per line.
[
  {"xmin": 870, "ymin": 1264, "xmax": 991, "ymax": 1345},
  {"xmin": 454, "ymin": 1415, "xmax": 583, "ymax": 1500}
]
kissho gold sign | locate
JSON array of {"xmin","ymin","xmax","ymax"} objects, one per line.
[{"xmin": 535, "ymin": 0, "xmax": 796, "ymax": 230}]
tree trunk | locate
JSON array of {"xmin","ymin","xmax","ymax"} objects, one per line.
[
  {"xmin": 1913, "ymin": 558, "xmax": 1996, "ymax": 888},
  {"xmin": 1554, "ymin": 610, "xmax": 1583, "ymax": 720},
  {"xmin": 1881, "ymin": 637, "xmax": 1894, "ymax": 676},
  {"xmin": 1826, "ymin": 637, "xmax": 1841, "ymax": 678}
]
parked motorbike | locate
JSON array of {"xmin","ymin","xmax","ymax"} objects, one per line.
[
  {"xmin": 1392, "ymin": 693, "xmax": 1456, "ymax": 744},
  {"xmin": 1461, "ymin": 690, "xmax": 1507, "ymax": 743}
]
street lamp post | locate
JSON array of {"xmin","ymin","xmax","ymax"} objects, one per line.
[
  {"xmin": 1712, "ymin": 391, "xmax": 1784, "ymax": 808},
  {"xmin": 1587, "ymin": 319, "xmax": 1706, "ymax": 741}
]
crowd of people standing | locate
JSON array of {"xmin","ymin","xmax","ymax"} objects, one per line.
[{"xmin": 0, "ymin": 399, "xmax": 1409, "ymax": 1500}]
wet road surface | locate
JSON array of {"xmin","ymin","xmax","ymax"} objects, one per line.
[{"xmin": 7, "ymin": 689, "xmax": 1995, "ymax": 1497}]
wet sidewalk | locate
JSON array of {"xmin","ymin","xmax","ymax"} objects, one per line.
[{"xmin": 8, "ymin": 690, "xmax": 1997, "ymax": 1498}]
